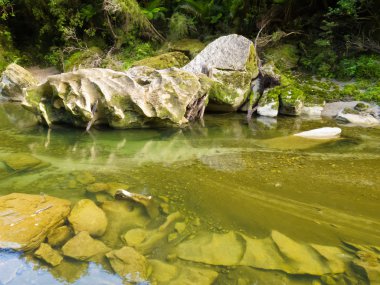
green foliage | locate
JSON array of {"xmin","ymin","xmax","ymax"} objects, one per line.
[
  {"xmin": 0, "ymin": 0, "xmax": 13, "ymax": 20},
  {"xmin": 169, "ymin": 12, "xmax": 196, "ymax": 40},
  {"xmin": 337, "ymin": 55, "xmax": 380, "ymax": 80},
  {"xmin": 121, "ymin": 39, "xmax": 155, "ymax": 69}
]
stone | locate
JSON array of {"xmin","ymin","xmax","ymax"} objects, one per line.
[
  {"xmin": 176, "ymin": 231, "xmax": 244, "ymax": 266},
  {"xmin": 263, "ymin": 44, "xmax": 299, "ymax": 70},
  {"xmin": 278, "ymin": 87, "xmax": 305, "ymax": 116},
  {"xmin": 115, "ymin": 189, "xmax": 159, "ymax": 218},
  {"xmin": 183, "ymin": 34, "xmax": 259, "ymax": 111},
  {"xmin": 2, "ymin": 153, "xmax": 43, "ymax": 171},
  {"xmin": 336, "ymin": 110, "xmax": 379, "ymax": 126},
  {"xmin": 322, "ymin": 101, "xmax": 361, "ymax": 118},
  {"xmin": 132, "ymin": 52, "xmax": 190, "ymax": 69},
  {"xmin": 0, "ymin": 63, "xmax": 38, "ymax": 101},
  {"xmin": 302, "ymin": 105, "xmax": 324, "ymax": 117},
  {"xmin": 62, "ymin": 231, "xmax": 110, "ymax": 261},
  {"xmin": 0, "ymin": 193, "xmax": 71, "ymax": 251},
  {"xmin": 47, "ymin": 225, "xmax": 73, "ymax": 247},
  {"xmin": 352, "ymin": 251, "xmax": 380, "ymax": 284},
  {"xmin": 68, "ymin": 199, "xmax": 108, "ymax": 237},
  {"xmin": 149, "ymin": 259, "xmax": 218, "ymax": 285},
  {"xmin": 257, "ymin": 101, "xmax": 279, "ymax": 117},
  {"xmin": 123, "ymin": 228, "xmax": 148, "ymax": 247},
  {"xmin": 34, "ymin": 243, "xmax": 63, "ymax": 266},
  {"xmin": 106, "ymin": 246, "xmax": 148, "ymax": 282},
  {"xmin": 294, "ymin": 127, "xmax": 342, "ymax": 139},
  {"xmin": 23, "ymin": 66, "xmax": 210, "ymax": 129}
]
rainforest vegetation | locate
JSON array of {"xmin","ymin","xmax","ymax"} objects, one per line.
[{"xmin": 1, "ymin": 0, "xmax": 380, "ymax": 80}]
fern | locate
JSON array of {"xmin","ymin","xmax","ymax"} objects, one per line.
[{"xmin": 169, "ymin": 12, "xmax": 196, "ymax": 40}]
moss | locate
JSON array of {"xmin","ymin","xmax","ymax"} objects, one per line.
[
  {"xmin": 208, "ymin": 81, "xmax": 239, "ymax": 105},
  {"xmin": 0, "ymin": 27, "xmax": 19, "ymax": 72},
  {"xmin": 64, "ymin": 47, "xmax": 103, "ymax": 72},
  {"xmin": 132, "ymin": 52, "xmax": 190, "ymax": 69},
  {"xmin": 263, "ymin": 44, "xmax": 299, "ymax": 71},
  {"xmin": 166, "ymin": 39, "xmax": 206, "ymax": 59}
]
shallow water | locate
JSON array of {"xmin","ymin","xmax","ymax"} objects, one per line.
[{"xmin": 0, "ymin": 102, "xmax": 379, "ymax": 284}]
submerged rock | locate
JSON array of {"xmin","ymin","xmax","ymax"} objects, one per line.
[
  {"xmin": 183, "ymin": 34, "xmax": 259, "ymax": 111},
  {"xmin": 176, "ymin": 230, "xmax": 349, "ymax": 276},
  {"xmin": 106, "ymin": 246, "xmax": 148, "ymax": 282},
  {"xmin": 0, "ymin": 63, "xmax": 38, "ymax": 101},
  {"xmin": 294, "ymin": 127, "xmax": 342, "ymax": 139},
  {"xmin": 23, "ymin": 67, "xmax": 210, "ymax": 129},
  {"xmin": 176, "ymin": 231, "xmax": 244, "ymax": 266},
  {"xmin": 132, "ymin": 52, "xmax": 190, "ymax": 69},
  {"xmin": 61, "ymin": 231, "xmax": 110, "ymax": 261},
  {"xmin": 150, "ymin": 259, "xmax": 218, "ymax": 285},
  {"xmin": 34, "ymin": 243, "xmax": 63, "ymax": 267},
  {"xmin": 0, "ymin": 193, "xmax": 71, "ymax": 251},
  {"xmin": 1, "ymin": 153, "xmax": 47, "ymax": 172},
  {"xmin": 47, "ymin": 225, "xmax": 73, "ymax": 247},
  {"xmin": 68, "ymin": 199, "xmax": 108, "ymax": 237}
]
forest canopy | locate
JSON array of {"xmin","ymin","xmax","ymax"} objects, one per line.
[{"xmin": 0, "ymin": 0, "xmax": 380, "ymax": 78}]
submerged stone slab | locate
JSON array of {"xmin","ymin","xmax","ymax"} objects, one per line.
[
  {"xmin": 68, "ymin": 199, "xmax": 108, "ymax": 237},
  {"xmin": 176, "ymin": 231, "xmax": 244, "ymax": 266},
  {"xmin": 149, "ymin": 259, "xmax": 218, "ymax": 285},
  {"xmin": 62, "ymin": 231, "xmax": 110, "ymax": 261},
  {"xmin": 106, "ymin": 246, "xmax": 148, "ymax": 282},
  {"xmin": 2, "ymin": 153, "xmax": 44, "ymax": 171},
  {"xmin": 0, "ymin": 193, "xmax": 71, "ymax": 251}
]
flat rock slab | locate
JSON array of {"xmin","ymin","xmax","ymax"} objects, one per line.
[
  {"xmin": 0, "ymin": 193, "xmax": 71, "ymax": 251},
  {"xmin": 294, "ymin": 127, "xmax": 342, "ymax": 139}
]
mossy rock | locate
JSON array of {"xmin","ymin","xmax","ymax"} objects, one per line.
[
  {"xmin": 263, "ymin": 44, "xmax": 299, "ymax": 70},
  {"xmin": 167, "ymin": 39, "xmax": 206, "ymax": 59},
  {"xmin": 132, "ymin": 52, "xmax": 190, "ymax": 69},
  {"xmin": 64, "ymin": 47, "xmax": 104, "ymax": 72}
]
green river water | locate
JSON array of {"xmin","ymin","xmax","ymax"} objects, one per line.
[{"xmin": 0, "ymin": 102, "xmax": 379, "ymax": 284}]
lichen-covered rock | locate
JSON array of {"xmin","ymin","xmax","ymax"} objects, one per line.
[
  {"xmin": 23, "ymin": 67, "xmax": 210, "ymax": 128},
  {"xmin": 257, "ymin": 89, "xmax": 279, "ymax": 117},
  {"xmin": 336, "ymin": 106, "xmax": 380, "ymax": 126},
  {"xmin": 0, "ymin": 63, "xmax": 38, "ymax": 101},
  {"xmin": 132, "ymin": 52, "xmax": 190, "ymax": 69},
  {"xmin": 34, "ymin": 243, "xmax": 63, "ymax": 266},
  {"xmin": 106, "ymin": 246, "xmax": 148, "ymax": 282},
  {"xmin": 183, "ymin": 34, "xmax": 259, "ymax": 111},
  {"xmin": 149, "ymin": 259, "xmax": 218, "ymax": 285},
  {"xmin": 0, "ymin": 193, "xmax": 71, "ymax": 251},
  {"xmin": 68, "ymin": 199, "xmax": 108, "ymax": 237},
  {"xmin": 47, "ymin": 225, "xmax": 73, "ymax": 247},
  {"xmin": 61, "ymin": 231, "xmax": 110, "ymax": 261}
]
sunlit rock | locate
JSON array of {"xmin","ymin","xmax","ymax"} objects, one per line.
[
  {"xmin": 149, "ymin": 259, "xmax": 218, "ymax": 285},
  {"xmin": 294, "ymin": 127, "xmax": 341, "ymax": 139},
  {"xmin": 115, "ymin": 189, "xmax": 159, "ymax": 218},
  {"xmin": 183, "ymin": 34, "xmax": 259, "ymax": 111},
  {"xmin": 0, "ymin": 63, "xmax": 38, "ymax": 101},
  {"xmin": 34, "ymin": 243, "xmax": 63, "ymax": 267},
  {"xmin": 68, "ymin": 199, "xmax": 108, "ymax": 237},
  {"xmin": 106, "ymin": 246, "xmax": 148, "ymax": 283},
  {"xmin": 123, "ymin": 228, "xmax": 148, "ymax": 247},
  {"xmin": 337, "ymin": 109, "xmax": 380, "ymax": 126},
  {"xmin": 352, "ymin": 251, "xmax": 380, "ymax": 284},
  {"xmin": 62, "ymin": 231, "xmax": 110, "ymax": 261},
  {"xmin": 47, "ymin": 225, "xmax": 73, "ymax": 247},
  {"xmin": 176, "ymin": 231, "xmax": 244, "ymax": 266},
  {"xmin": 0, "ymin": 193, "xmax": 71, "ymax": 251},
  {"xmin": 23, "ymin": 67, "xmax": 209, "ymax": 128}
]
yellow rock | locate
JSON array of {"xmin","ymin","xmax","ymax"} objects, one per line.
[
  {"xmin": 34, "ymin": 243, "xmax": 63, "ymax": 266},
  {"xmin": 2, "ymin": 153, "xmax": 42, "ymax": 171},
  {"xmin": 68, "ymin": 199, "xmax": 108, "ymax": 237},
  {"xmin": 47, "ymin": 225, "xmax": 73, "ymax": 247},
  {"xmin": 0, "ymin": 193, "xmax": 71, "ymax": 251}
]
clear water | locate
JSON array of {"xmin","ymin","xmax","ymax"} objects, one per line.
[{"xmin": 0, "ymin": 102, "xmax": 379, "ymax": 284}]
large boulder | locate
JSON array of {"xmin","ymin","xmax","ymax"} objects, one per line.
[
  {"xmin": 183, "ymin": 34, "xmax": 259, "ymax": 112},
  {"xmin": 23, "ymin": 67, "xmax": 210, "ymax": 129},
  {"xmin": 0, "ymin": 193, "xmax": 71, "ymax": 251},
  {"xmin": 0, "ymin": 63, "xmax": 38, "ymax": 101}
]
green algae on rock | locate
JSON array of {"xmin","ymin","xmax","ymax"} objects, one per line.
[
  {"xmin": 47, "ymin": 225, "xmax": 73, "ymax": 247},
  {"xmin": 1, "ymin": 153, "xmax": 44, "ymax": 171},
  {"xmin": 61, "ymin": 231, "xmax": 110, "ymax": 261},
  {"xmin": 34, "ymin": 243, "xmax": 63, "ymax": 267},
  {"xmin": 132, "ymin": 52, "xmax": 190, "ymax": 69},
  {"xmin": 0, "ymin": 193, "xmax": 71, "ymax": 251},
  {"xmin": 68, "ymin": 199, "xmax": 108, "ymax": 237},
  {"xmin": 106, "ymin": 246, "xmax": 148, "ymax": 282}
]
